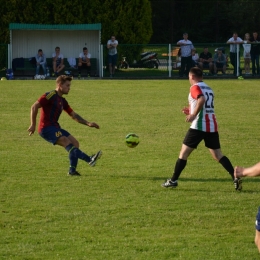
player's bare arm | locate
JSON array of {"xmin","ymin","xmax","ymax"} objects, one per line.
[
  {"xmin": 185, "ymin": 95, "xmax": 205, "ymax": 122},
  {"xmin": 69, "ymin": 111, "xmax": 100, "ymax": 129},
  {"xmin": 28, "ymin": 101, "xmax": 42, "ymax": 135}
]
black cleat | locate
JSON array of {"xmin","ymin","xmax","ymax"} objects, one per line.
[
  {"xmin": 233, "ymin": 178, "xmax": 242, "ymax": 191},
  {"xmin": 68, "ymin": 171, "xmax": 81, "ymax": 176},
  {"xmin": 89, "ymin": 150, "xmax": 102, "ymax": 167},
  {"xmin": 161, "ymin": 179, "xmax": 178, "ymax": 188}
]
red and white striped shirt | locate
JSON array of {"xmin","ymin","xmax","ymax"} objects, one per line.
[{"xmin": 189, "ymin": 82, "xmax": 218, "ymax": 132}]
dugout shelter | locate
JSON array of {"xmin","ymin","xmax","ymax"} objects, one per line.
[{"xmin": 8, "ymin": 23, "xmax": 102, "ymax": 77}]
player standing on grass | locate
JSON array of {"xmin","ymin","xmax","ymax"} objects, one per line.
[
  {"xmin": 235, "ymin": 164, "xmax": 260, "ymax": 252},
  {"xmin": 161, "ymin": 67, "xmax": 242, "ymax": 190},
  {"xmin": 27, "ymin": 75, "xmax": 102, "ymax": 176}
]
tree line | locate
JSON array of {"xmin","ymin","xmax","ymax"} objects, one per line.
[
  {"xmin": 150, "ymin": 0, "xmax": 260, "ymax": 44},
  {"xmin": 0, "ymin": 0, "xmax": 152, "ymax": 45},
  {"xmin": 0, "ymin": 0, "xmax": 260, "ymax": 45}
]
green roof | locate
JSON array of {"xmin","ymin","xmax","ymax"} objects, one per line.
[{"xmin": 9, "ymin": 23, "xmax": 101, "ymax": 30}]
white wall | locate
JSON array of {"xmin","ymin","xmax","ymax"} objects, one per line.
[{"xmin": 12, "ymin": 30, "xmax": 100, "ymax": 59}]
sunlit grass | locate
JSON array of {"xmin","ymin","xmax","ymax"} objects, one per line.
[{"xmin": 0, "ymin": 79, "xmax": 260, "ymax": 259}]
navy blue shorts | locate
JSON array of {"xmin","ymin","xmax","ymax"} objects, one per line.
[
  {"xmin": 39, "ymin": 126, "xmax": 70, "ymax": 145},
  {"xmin": 108, "ymin": 54, "xmax": 118, "ymax": 66},
  {"xmin": 183, "ymin": 128, "xmax": 220, "ymax": 149},
  {"xmin": 256, "ymin": 207, "xmax": 260, "ymax": 231}
]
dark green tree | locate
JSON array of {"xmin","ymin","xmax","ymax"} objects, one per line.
[
  {"xmin": 149, "ymin": 0, "xmax": 260, "ymax": 44},
  {"xmin": 0, "ymin": 0, "xmax": 153, "ymax": 44}
]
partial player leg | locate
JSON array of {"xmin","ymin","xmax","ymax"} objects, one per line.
[
  {"xmin": 56, "ymin": 136, "xmax": 91, "ymax": 175},
  {"xmin": 255, "ymin": 207, "xmax": 260, "ymax": 253},
  {"xmin": 209, "ymin": 148, "xmax": 234, "ymax": 179},
  {"xmin": 209, "ymin": 148, "xmax": 242, "ymax": 190},
  {"xmin": 161, "ymin": 144, "xmax": 193, "ymax": 188}
]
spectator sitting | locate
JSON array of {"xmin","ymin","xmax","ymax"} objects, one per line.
[
  {"xmin": 191, "ymin": 48, "xmax": 199, "ymax": 67},
  {"xmin": 213, "ymin": 48, "xmax": 226, "ymax": 74},
  {"xmin": 198, "ymin": 47, "xmax": 214, "ymax": 74},
  {"xmin": 78, "ymin": 47, "xmax": 91, "ymax": 78},
  {"xmin": 35, "ymin": 49, "xmax": 47, "ymax": 76},
  {"xmin": 52, "ymin": 46, "xmax": 65, "ymax": 77}
]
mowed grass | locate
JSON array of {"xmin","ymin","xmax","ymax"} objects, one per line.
[{"xmin": 1, "ymin": 78, "xmax": 260, "ymax": 259}]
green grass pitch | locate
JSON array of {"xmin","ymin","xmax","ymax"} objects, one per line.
[{"xmin": 0, "ymin": 79, "xmax": 260, "ymax": 259}]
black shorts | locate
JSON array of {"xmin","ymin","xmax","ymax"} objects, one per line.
[{"xmin": 183, "ymin": 128, "xmax": 220, "ymax": 149}]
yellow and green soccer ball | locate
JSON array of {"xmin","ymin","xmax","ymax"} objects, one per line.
[
  {"xmin": 125, "ymin": 133, "xmax": 139, "ymax": 148},
  {"xmin": 1, "ymin": 77, "xmax": 6, "ymax": 80}
]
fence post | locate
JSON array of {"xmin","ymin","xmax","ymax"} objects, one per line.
[
  {"xmin": 8, "ymin": 44, "xmax": 11, "ymax": 69},
  {"xmin": 100, "ymin": 44, "xmax": 103, "ymax": 78},
  {"xmin": 168, "ymin": 44, "xmax": 171, "ymax": 78},
  {"xmin": 236, "ymin": 50, "xmax": 239, "ymax": 76}
]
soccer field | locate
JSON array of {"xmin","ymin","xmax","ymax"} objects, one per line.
[{"xmin": 1, "ymin": 79, "xmax": 260, "ymax": 259}]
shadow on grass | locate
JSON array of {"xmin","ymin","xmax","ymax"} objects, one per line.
[{"xmin": 111, "ymin": 175, "xmax": 260, "ymax": 184}]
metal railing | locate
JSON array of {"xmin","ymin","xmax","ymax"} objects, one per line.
[{"xmin": 102, "ymin": 43, "xmax": 253, "ymax": 78}]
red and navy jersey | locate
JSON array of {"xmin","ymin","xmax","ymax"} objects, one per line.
[{"xmin": 37, "ymin": 90, "xmax": 73, "ymax": 132}]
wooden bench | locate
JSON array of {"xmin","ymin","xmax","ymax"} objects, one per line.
[
  {"xmin": 162, "ymin": 47, "xmax": 181, "ymax": 70},
  {"xmin": 13, "ymin": 57, "xmax": 98, "ymax": 77},
  {"xmin": 162, "ymin": 47, "xmax": 180, "ymax": 57}
]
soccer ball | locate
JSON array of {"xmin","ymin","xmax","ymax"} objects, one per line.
[
  {"xmin": 1, "ymin": 77, "xmax": 6, "ymax": 80},
  {"xmin": 125, "ymin": 133, "xmax": 139, "ymax": 148}
]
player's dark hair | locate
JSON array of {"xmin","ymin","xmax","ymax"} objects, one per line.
[
  {"xmin": 56, "ymin": 75, "xmax": 73, "ymax": 85},
  {"xmin": 83, "ymin": 47, "xmax": 87, "ymax": 51},
  {"xmin": 189, "ymin": 67, "xmax": 203, "ymax": 78}
]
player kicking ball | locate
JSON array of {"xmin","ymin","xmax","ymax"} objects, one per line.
[
  {"xmin": 161, "ymin": 67, "xmax": 242, "ymax": 191},
  {"xmin": 27, "ymin": 75, "xmax": 102, "ymax": 176}
]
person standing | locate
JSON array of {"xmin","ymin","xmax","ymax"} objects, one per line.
[
  {"xmin": 27, "ymin": 75, "xmax": 102, "ymax": 176},
  {"xmin": 249, "ymin": 31, "xmax": 260, "ymax": 76},
  {"xmin": 35, "ymin": 49, "xmax": 47, "ymax": 76},
  {"xmin": 227, "ymin": 32, "xmax": 243, "ymax": 76},
  {"xmin": 161, "ymin": 67, "xmax": 242, "ymax": 191},
  {"xmin": 243, "ymin": 33, "xmax": 251, "ymax": 75},
  {"xmin": 107, "ymin": 35, "xmax": 118, "ymax": 78},
  {"xmin": 78, "ymin": 47, "xmax": 91, "ymax": 78},
  {"xmin": 52, "ymin": 46, "xmax": 65, "ymax": 77},
  {"xmin": 235, "ymin": 163, "xmax": 260, "ymax": 253},
  {"xmin": 177, "ymin": 33, "xmax": 194, "ymax": 77}
]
